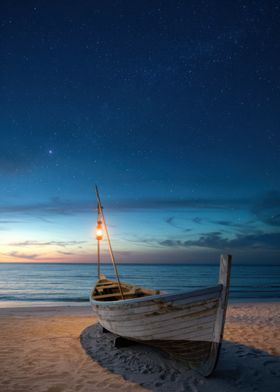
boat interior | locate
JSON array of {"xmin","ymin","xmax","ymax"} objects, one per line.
[{"xmin": 92, "ymin": 276, "xmax": 160, "ymax": 301}]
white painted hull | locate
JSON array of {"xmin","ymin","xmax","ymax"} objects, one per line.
[
  {"xmin": 90, "ymin": 255, "xmax": 232, "ymax": 376},
  {"xmin": 91, "ymin": 286, "xmax": 221, "ymax": 342}
]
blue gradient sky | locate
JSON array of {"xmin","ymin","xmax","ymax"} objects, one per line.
[{"xmin": 0, "ymin": 1, "xmax": 279, "ymax": 264}]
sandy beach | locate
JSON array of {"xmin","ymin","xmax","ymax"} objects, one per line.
[{"xmin": 0, "ymin": 303, "xmax": 279, "ymax": 392}]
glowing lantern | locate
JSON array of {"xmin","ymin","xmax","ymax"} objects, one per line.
[{"xmin": 96, "ymin": 220, "xmax": 103, "ymax": 240}]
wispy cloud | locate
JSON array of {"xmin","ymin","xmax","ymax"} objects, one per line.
[
  {"xmin": 1, "ymin": 192, "xmax": 279, "ymax": 234},
  {"xmin": 193, "ymin": 217, "xmax": 202, "ymax": 224},
  {"xmin": 165, "ymin": 216, "xmax": 191, "ymax": 232},
  {"xmin": 159, "ymin": 231, "xmax": 280, "ymax": 250},
  {"xmin": 0, "ymin": 198, "xmax": 93, "ymax": 216},
  {"xmin": 114, "ymin": 197, "xmax": 249, "ymax": 210},
  {"xmin": 0, "ymin": 196, "xmax": 249, "ymax": 217},
  {"xmin": 252, "ymin": 191, "xmax": 280, "ymax": 227},
  {"xmin": 0, "ymin": 219, "xmax": 22, "ymax": 230},
  {"xmin": 0, "ymin": 220, "xmax": 22, "ymax": 224},
  {"xmin": 10, "ymin": 240, "xmax": 86, "ymax": 247},
  {"xmin": 4, "ymin": 251, "xmax": 39, "ymax": 260},
  {"xmin": 165, "ymin": 216, "xmax": 175, "ymax": 226},
  {"xmin": 208, "ymin": 219, "xmax": 258, "ymax": 232},
  {"xmin": 211, "ymin": 220, "xmax": 237, "ymax": 227}
]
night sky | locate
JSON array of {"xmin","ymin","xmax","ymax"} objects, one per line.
[{"xmin": 1, "ymin": 1, "xmax": 279, "ymax": 264}]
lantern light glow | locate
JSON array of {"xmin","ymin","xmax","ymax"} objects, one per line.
[{"xmin": 96, "ymin": 220, "xmax": 103, "ymax": 240}]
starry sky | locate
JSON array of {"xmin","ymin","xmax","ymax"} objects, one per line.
[{"xmin": 0, "ymin": 1, "xmax": 279, "ymax": 264}]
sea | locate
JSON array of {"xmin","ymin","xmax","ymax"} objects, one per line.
[{"xmin": 0, "ymin": 263, "xmax": 279, "ymax": 307}]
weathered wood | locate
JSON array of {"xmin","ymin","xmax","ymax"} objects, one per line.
[
  {"xmin": 199, "ymin": 254, "xmax": 232, "ymax": 376},
  {"xmin": 93, "ymin": 292, "xmax": 124, "ymax": 299},
  {"xmin": 116, "ymin": 323, "xmax": 215, "ymax": 341},
  {"xmin": 94, "ymin": 278, "xmax": 159, "ymax": 298},
  {"xmin": 108, "ymin": 327, "xmax": 212, "ymax": 343},
  {"xmin": 113, "ymin": 284, "xmax": 220, "ymax": 304},
  {"xmin": 92, "ymin": 285, "xmax": 221, "ymax": 316},
  {"xmin": 93, "ymin": 290, "xmax": 139, "ymax": 300},
  {"xmin": 96, "ymin": 284, "xmax": 122, "ymax": 290},
  {"xmin": 102, "ymin": 313, "xmax": 217, "ymax": 337},
  {"xmin": 90, "ymin": 254, "xmax": 232, "ymax": 377},
  {"xmin": 100, "ymin": 301, "xmax": 218, "ymax": 324},
  {"xmin": 96, "ymin": 280, "xmax": 114, "ymax": 286}
]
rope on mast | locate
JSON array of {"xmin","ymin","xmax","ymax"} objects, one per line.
[{"xmin": 95, "ymin": 185, "xmax": 124, "ymax": 299}]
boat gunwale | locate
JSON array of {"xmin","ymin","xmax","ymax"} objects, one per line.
[{"xmin": 90, "ymin": 283, "xmax": 222, "ymax": 306}]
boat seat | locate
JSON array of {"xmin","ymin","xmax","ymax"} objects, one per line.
[
  {"xmin": 96, "ymin": 281, "xmax": 114, "ymax": 286},
  {"xmin": 96, "ymin": 284, "xmax": 125, "ymax": 290},
  {"xmin": 93, "ymin": 290, "xmax": 140, "ymax": 300}
]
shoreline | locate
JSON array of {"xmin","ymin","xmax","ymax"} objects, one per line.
[{"xmin": 0, "ymin": 302, "xmax": 279, "ymax": 391}]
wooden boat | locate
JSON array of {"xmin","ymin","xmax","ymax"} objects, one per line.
[{"xmin": 90, "ymin": 187, "xmax": 232, "ymax": 376}]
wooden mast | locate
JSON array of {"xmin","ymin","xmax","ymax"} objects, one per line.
[
  {"xmin": 95, "ymin": 185, "xmax": 124, "ymax": 299},
  {"xmin": 97, "ymin": 204, "xmax": 101, "ymax": 280}
]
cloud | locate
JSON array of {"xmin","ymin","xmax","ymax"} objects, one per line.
[
  {"xmin": 0, "ymin": 196, "xmax": 250, "ymax": 217},
  {"xmin": 10, "ymin": 240, "xmax": 86, "ymax": 247},
  {"xmin": 114, "ymin": 197, "xmax": 248, "ymax": 210},
  {"xmin": 57, "ymin": 251, "xmax": 75, "ymax": 255},
  {"xmin": 159, "ymin": 239, "xmax": 183, "ymax": 247},
  {"xmin": 4, "ymin": 251, "xmax": 39, "ymax": 260},
  {"xmin": 0, "ymin": 198, "xmax": 93, "ymax": 216},
  {"xmin": 193, "ymin": 217, "xmax": 202, "ymax": 224},
  {"xmin": 166, "ymin": 216, "xmax": 175, "ymax": 225},
  {"xmin": 252, "ymin": 191, "xmax": 280, "ymax": 226},
  {"xmin": 212, "ymin": 220, "xmax": 234, "ymax": 226},
  {"xmin": 0, "ymin": 219, "xmax": 21, "ymax": 230},
  {"xmin": 165, "ymin": 216, "xmax": 191, "ymax": 231},
  {"xmin": 0, "ymin": 220, "xmax": 21, "ymax": 223},
  {"xmin": 158, "ymin": 231, "xmax": 280, "ymax": 250},
  {"xmin": 0, "ymin": 192, "xmax": 278, "ymax": 230},
  {"xmin": 209, "ymin": 219, "xmax": 258, "ymax": 231}
]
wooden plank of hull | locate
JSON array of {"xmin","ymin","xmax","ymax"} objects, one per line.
[
  {"xmin": 93, "ymin": 299, "xmax": 219, "ymax": 322},
  {"xmin": 99, "ymin": 311, "xmax": 217, "ymax": 340},
  {"xmin": 92, "ymin": 299, "xmax": 219, "ymax": 342},
  {"xmin": 91, "ymin": 285, "xmax": 222, "ymax": 318},
  {"xmin": 103, "ymin": 311, "xmax": 217, "ymax": 335},
  {"xmin": 94, "ymin": 303, "xmax": 220, "ymax": 340},
  {"xmin": 110, "ymin": 326, "xmax": 214, "ymax": 342}
]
